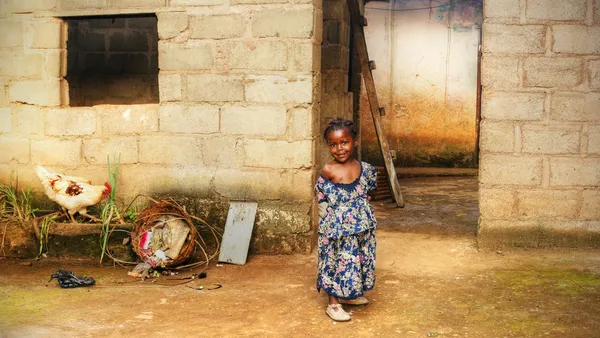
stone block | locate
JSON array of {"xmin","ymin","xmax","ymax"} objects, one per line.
[
  {"xmin": 170, "ymin": 0, "xmax": 224, "ymax": 5},
  {"xmin": 226, "ymin": 41, "xmax": 287, "ymax": 71},
  {"xmin": 119, "ymin": 165, "xmax": 214, "ymax": 199},
  {"xmin": 524, "ymin": 57, "xmax": 583, "ymax": 88},
  {"xmin": 159, "ymin": 104, "xmax": 219, "ymax": 134},
  {"xmin": 158, "ymin": 74, "xmax": 182, "ymax": 102},
  {"xmin": 589, "ymin": 125, "xmax": 600, "ymax": 154},
  {"xmin": 108, "ymin": 0, "xmax": 166, "ymax": 7},
  {"xmin": 31, "ymin": 139, "xmax": 81, "ymax": 165},
  {"xmin": 553, "ymin": 26, "xmax": 600, "ymax": 54},
  {"xmin": 479, "ymin": 188, "xmax": 515, "ymax": 219},
  {"xmin": 7, "ymin": 0, "xmax": 57, "ymax": 12},
  {"xmin": 0, "ymin": 108, "xmax": 11, "ymax": 133},
  {"xmin": 159, "ymin": 41, "xmax": 213, "ymax": 71},
  {"xmin": 483, "ymin": 24, "xmax": 545, "ymax": 54},
  {"xmin": 281, "ymin": 169, "xmax": 314, "ymax": 202},
  {"xmin": 590, "ymin": 59, "xmax": 600, "ymax": 90},
  {"xmin": 44, "ymin": 50, "xmax": 66, "ymax": 78},
  {"xmin": 139, "ymin": 135, "xmax": 202, "ymax": 164},
  {"xmin": 480, "ymin": 154, "xmax": 543, "ymax": 186},
  {"xmin": 252, "ymin": 8, "xmax": 314, "ymax": 38},
  {"xmin": 581, "ymin": 190, "xmax": 600, "ymax": 220},
  {"xmin": 550, "ymin": 158, "xmax": 600, "ymax": 186},
  {"xmin": 190, "ymin": 14, "xmax": 245, "ymax": 39},
  {"xmin": 0, "ymin": 20, "xmax": 22, "ymax": 47},
  {"xmin": 15, "ymin": 105, "xmax": 43, "ymax": 135},
  {"xmin": 526, "ymin": 0, "xmax": 586, "ymax": 21},
  {"xmin": 60, "ymin": 0, "xmax": 106, "ymax": 10},
  {"xmin": 244, "ymin": 140, "xmax": 312, "ymax": 169},
  {"xmin": 214, "ymin": 169, "xmax": 282, "ymax": 200},
  {"xmin": 521, "ymin": 125, "xmax": 580, "ymax": 154},
  {"xmin": 290, "ymin": 42, "xmax": 319, "ymax": 72},
  {"xmin": 45, "ymin": 108, "xmax": 96, "ymax": 136},
  {"xmin": 0, "ymin": 137, "xmax": 29, "ymax": 163},
  {"xmin": 201, "ymin": 136, "xmax": 242, "ymax": 169},
  {"xmin": 289, "ymin": 107, "xmax": 312, "ymax": 139},
  {"xmin": 517, "ymin": 189, "xmax": 580, "ymax": 219},
  {"xmin": 9, "ymin": 80, "xmax": 61, "ymax": 106},
  {"xmin": 482, "ymin": 92, "xmax": 545, "ymax": 121},
  {"xmin": 83, "ymin": 136, "xmax": 138, "ymax": 164},
  {"xmin": 551, "ymin": 93, "xmax": 600, "ymax": 122},
  {"xmin": 479, "ymin": 121, "xmax": 515, "ymax": 153},
  {"xmin": 0, "ymin": 52, "xmax": 44, "ymax": 77},
  {"xmin": 484, "ymin": 0, "xmax": 520, "ymax": 19},
  {"xmin": 221, "ymin": 105, "xmax": 286, "ymax": 136},
  {"xmin": 186, "ymin": 75, "xmax": 244, "ymax": 102},
  {"xmin": 100, "ymin": 104, "xmax": 159, "ymax": 134},
  {"xmin": 481, "ymin": 56, "xmax": 520, "ymax": 89},
  {"xmin": 157, "ymin": 12, "xmax": 188, "ymax": 40},
  {"xmin": 28, "ymin": 20, "xmax": 63, "ymax": 49},
  {"xmin": 246, "ymin": 75, "xmax": 312, "ymax": 104}
]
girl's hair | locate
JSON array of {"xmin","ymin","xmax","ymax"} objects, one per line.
[{"xmin": 323, "ymin": 118, "xmax": 358, "ymax": 140}]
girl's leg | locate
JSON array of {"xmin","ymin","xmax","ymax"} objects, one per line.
[{"xmin": 329, "ymin": 294, "xmax": 340, "ymax": 305}]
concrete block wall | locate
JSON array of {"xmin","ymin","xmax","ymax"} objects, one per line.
[
  {"xmin": 0, "ymin": 0, "xmax": 322, "ymax": 253},
  {"xmin": 478, "ymin": 0, "xmax": 600, "ymax": 248}
]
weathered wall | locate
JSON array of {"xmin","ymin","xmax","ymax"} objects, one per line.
[
  {"xmin": 478, "ymin": 0, "xmax": 600, "ymax": 248},
  {"xmin": 361, "ymin": 0, "xmax": 482, "ymax": 168},
  {"xmin": 0, "ymin": 0, "xmax": 322, "ymax": 253}
]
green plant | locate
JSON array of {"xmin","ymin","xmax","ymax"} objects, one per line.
[
  {"xmin": 100, "ymin": 154, "xmax": 122, "ymax": 264},
  {"xmin": 38, "ymin": 216, "xmax": 55, "ymax": 257},
  {"xmin": 0, "ymin": 174, "xmax": 38, "ymax": 221}
]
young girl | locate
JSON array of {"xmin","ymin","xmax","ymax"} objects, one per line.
[{"xmin": 315, "ymin": 118, "xmax": 377, "ymax": 322}]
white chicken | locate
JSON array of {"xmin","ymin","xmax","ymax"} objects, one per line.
[{"xmin": 35, "ymin": 165, "xmax": 112, "ymax": 222}]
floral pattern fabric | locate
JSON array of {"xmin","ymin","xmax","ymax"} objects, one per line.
[{"xmin": 315, "ymin": 161, "xmax": 377, "ymax": 299}]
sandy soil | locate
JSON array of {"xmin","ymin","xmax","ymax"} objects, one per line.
[{"xmin": 1, "ymin": 177, "xmax": 599, "ymax": 337}]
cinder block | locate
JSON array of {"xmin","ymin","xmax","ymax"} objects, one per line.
[
  {"xmin": 480, "ymin": 154, "xmax": 543, "ymax": 186},
  {"xmin": 15, "ymin": 105, "xmax": 43, "ymax": 135},
  {"xmin": 158, "ymin": 41, "xmax": 213, "ymax": 71},
  {"xmin": 322, "ymin": 45, "xmax": 349, "ymax": 70},
  {"xmin": 0, "ymin": 137, "xmax": 29, "ymax": 164},
  {"xmin": 119, "ymin": 165, "xmax": 214, "ymax": 199},
  {"xmin": 322, "ymin": 70, "xmax": 348, "ymax": 93},
  {"xmin": 483, "ymin": 24, "xmax": 545, "ymax": 54},
  {"xmin": 78, "ymin": 31, "xmax": 105, "ymax": 52},
  {"xmin": 100, "ymin": 104, "xmax": 159, "ymax": 134},
  {"xmin": 289, "ymin": 107, "xmax": 313, "ymax": 139},
  {"xmin": 108, "ymin": 0, "xmax": 166, "ymax": 7},
  {"xmin": 290, "ymin": 42, "xmax": 320, "ymax": 72},
  {"xmin": 281, "ymin": 169, "xmax": 314, "ymax": 202},
  {"xmin": 551, "ymin": 93, "xmax": 600, "ymax": 122},
  {"xmin": 88, "ymin": 17, "xmax": 126, "ymax": 29},
  {"xmin": 590, "ymin": 59, "xmax": 600, "ymax": 89},
  {"xmin": 596, "ymin": 0, "xmax": 600, "ymax": 24},
  {"xmin": 484, "ymin": 0, "xmax": 520, "ymax": 19},
  {"xmin": 550, "ymin": 158, "xmax": 600, "ymax": 186},
  {"xmin": 526, "ymin": 0, "xmax": 586, "ymax": 21},
  {"xmin": 581, "ymin": 190, "xmax": 600, "ymax": 220},
  {"xmin": 31, "ymin": 139, "xmax": 81, "ymax": 165},
  {"xmin": 246, "ymin": 75, "xmax": 312, "ymax": 104},
  {"xmin": 139, "ymin": 135, "xmax": 202, "ymax": 164},
  {"xmin": 244, "ymin": 140, "xmax": 312, "ymax": 169},
  {"xmin": 83, "ymin": 136, "xmax": 138, "ymax": 164},
  {"xmin": 226, "ymin": 41, "xmax": 287, "ymax": 71},
  {"xmin": 170, "ymin": 0, "xmax": 224, "ymax": 5},
  {"xmin": 28, "ymin": 20, "xmax": 63, "ymax": 49},
  {"xmin": 481, "ymin": 56, "xmax": 520, "ymax": 89},
  {"xmin": 521, "ymin": 125, "xmax": 580, "ymax": 154},
  {"xmin": 231, "ymin": 0, "xmax": 287, "ymax": 4},
  {"xmin": 482, "ymin": 92, "xmax": 545, "ymax": 121},
  {"xmin": 186, "ymin": 75, "xmax": 244, "ymax": 102},
  {"xmin": 517, "ymin": 189, "xmax": 580, "ymax": 219},
  {"xmin": 323, "ymin": 0, "xmax": 348, "ymax": 21},
  {"xmin": 588, "ymin": 125, "xmax": 600, "ymax": 154},
  {"xmin": 159, "ymin": 104, "xmax": 219, "ymax": 134},
  {"xmin": 60, "ymin": 0, "xmax": 106, "ymax": 10},
  {"xmin": 252, "ymin": 8, "xmax": 314, "ymax": 38},
  {"xmin": 0, "ymin": 52, "xmax": 44, "ymax": 77},
  {"xmin": 7, "ymin": 0, "xmax": 57, "ymax": 12},
  {"xmin": 524, "ymin": 57, "xmax": 583, "ymax": 88},
  {"xmin": 44, "ymin": 50, "xmax": 66, "ymax": 78},
  {"xmin": 190, "ymin": 14, "xmax": 245, "ymax": 39},
  {"xmin": 553, "ymin": 26, "xmax": 600, "ymax": 54},
  {"xmin": 9, "ymin": 80, "xmax": 61, "ymax": 106},
  {"xmin": 158, "ymin": 74, "xmax": 182, "ymax": 102},
  {"xmin": 201, "ymin": 136, "xmax": 242, "ymax": 169},
  {"xmin": 254, "ymin": 202, "xmax": 312, "ymax": 235},
  {"xmin": 214, "ymin": 169, "xmax": 282, "ymax": 200},
  {"xmin": 110, "ymin": 31, "xmax": 149, "ymax": 52},
  {"xmin": 0, "ymin": 20, "xmax": 22, "ymax": 47},
  {"xmin": 0, "ymin": 79, "xmax": 8, "ymax": 107},
  {"xmin": 479, "ymin": 121, "xmax": 515, "ymax": 153},
  {"xmin": 157, "ymin": 12, "xmax": 188, "ymax": 40},
  {"xmin": 0, "ymin": 108, "xmax": 11, "ymax": 133},
  {"xmin": 221, "ymin": 105, "xmax": 286, "ymax": 135},
  {"xmin": 479, "ymin": 188, "xmax": 515, "ymax": 219},
  {"xmin": 45, "ymin": 108, "xmax": 96, "ymax": 136}
]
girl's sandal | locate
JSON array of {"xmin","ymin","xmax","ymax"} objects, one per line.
[
  {"xmin": 339, "ymin": 296, "xmax": 369, "ymax": 305},
  {"xmin": 326, "ymin": 304, "xmax": 351, "ymax": 321}
]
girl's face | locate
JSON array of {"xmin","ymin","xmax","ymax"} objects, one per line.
[{"xmin": 326, "ymin": 128, "xmax": 357, "ymax": 164}]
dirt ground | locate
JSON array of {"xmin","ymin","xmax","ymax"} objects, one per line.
[{"xmin": 1, "ymin": 177, "xmax": 600, "ymax": 337}]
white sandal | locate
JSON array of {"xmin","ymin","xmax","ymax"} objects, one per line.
[
  {"xmin": 339, "ymin": 296, "xmax": 369, "ymax": 305},
  {"xmin": 326, "ymin": 304, "xmax": 351, "ymax": 321}
]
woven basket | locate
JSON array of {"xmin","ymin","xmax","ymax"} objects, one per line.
[{"xmin": 131, "ymin": 200, "xmax": 198, "ymax": 268}]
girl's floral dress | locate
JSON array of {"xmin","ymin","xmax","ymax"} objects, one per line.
[{"xmin": 315, "ymin": 161, "xmax": 377, "ymax": 299}]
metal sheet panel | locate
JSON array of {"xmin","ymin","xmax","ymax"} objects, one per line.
[{"xmin": 218, "ymin": 201, "xmax": 258, "ymax": 265}]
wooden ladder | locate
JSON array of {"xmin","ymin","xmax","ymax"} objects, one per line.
[{"xmin": 346, "ymin": 0, "xmax": 405, "ymax": 207}]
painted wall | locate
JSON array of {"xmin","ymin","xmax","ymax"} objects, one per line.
[{"xmin": 360, "ymin": 0, "xmax": 482, "ymax": 167}]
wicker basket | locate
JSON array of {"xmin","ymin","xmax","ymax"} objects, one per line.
[{"xmin": 131, "ymin": 200, "xmax": 198, "ymax": 268}]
